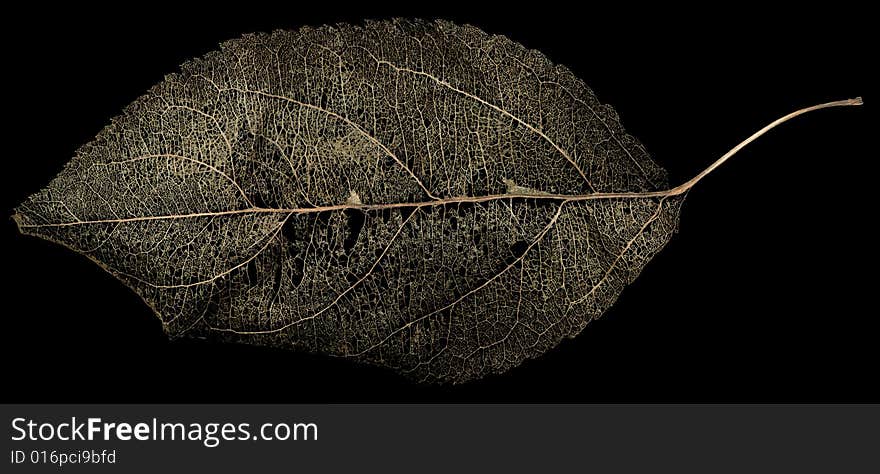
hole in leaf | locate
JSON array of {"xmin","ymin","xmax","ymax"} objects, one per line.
[
  {"xmin": 510, "ymin": 240, "xmax": 529, "ymax": 259},
  {"xmin": 497, "ymin": 240, "xmax": 529, "ymax": 270},
  {"xmin": 250, "ymin": 192, "xmax": 268, "ymax": 209},
  {"xmin": 281, "ymin": 217, "xmax": 298, "ymax": 242},
  {"xmin": 343, "ymin": 209, "xmax": 365, "ymax": 251},
  {"xmin": 400, "ymin": 206, "xmax": 415, "ymax": 221},
  {"xmin": 378, "ymin": 208, "xmax": 394, "ymax": 224},
  {"xmin": 246, "ymin": 260, "xmax": 258, "ymax": 282}
]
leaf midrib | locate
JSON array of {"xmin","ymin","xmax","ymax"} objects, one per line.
[{"xmin": 16, "ymin": 189, "xmax": 674, "ymax": 228}]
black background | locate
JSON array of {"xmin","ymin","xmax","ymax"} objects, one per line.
[{"xmin": 1, "ymin": 2, "xmax": 873, "ymax": 402}]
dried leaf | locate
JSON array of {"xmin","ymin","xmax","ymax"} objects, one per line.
[{"xmin": 13, "ymin": 19, "xmax": 860, "ymax": 383}]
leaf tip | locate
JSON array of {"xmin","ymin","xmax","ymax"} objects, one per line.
[{"xmin": 10, "ymin": 212, "xmax": 25, "ymax": 235}]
